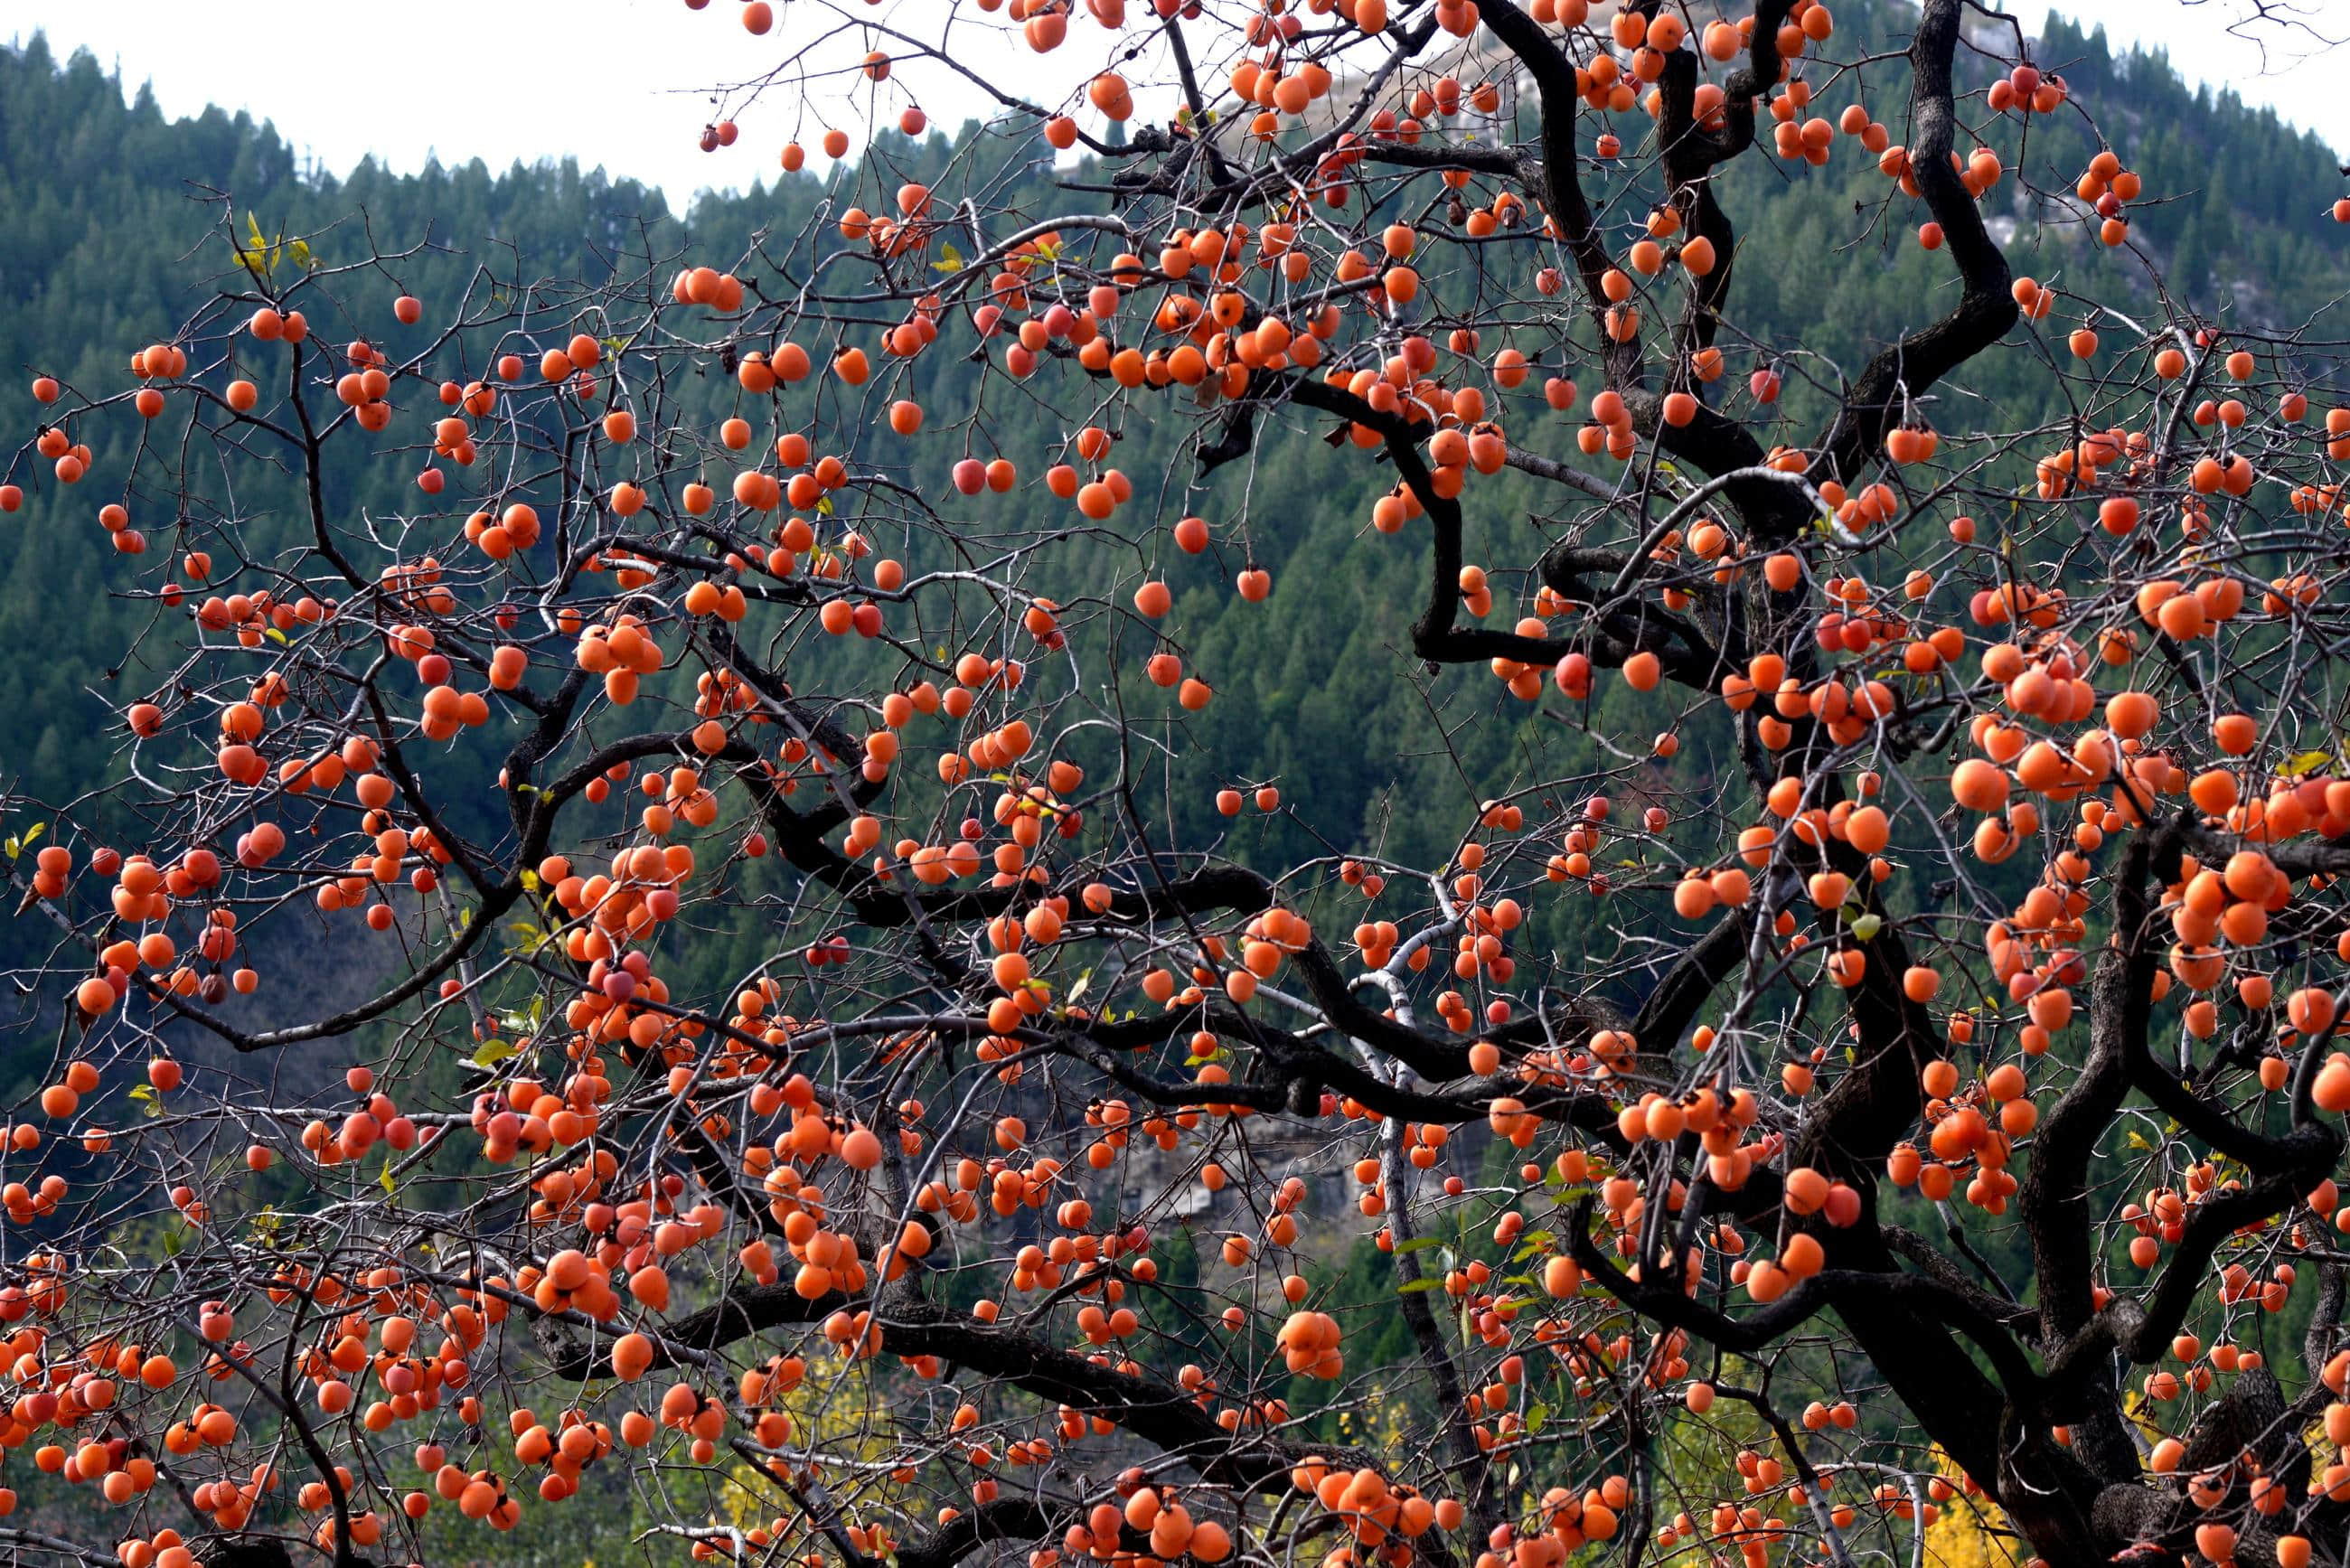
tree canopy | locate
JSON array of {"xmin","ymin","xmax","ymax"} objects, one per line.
[{"xmin": 6, "ymin": 5, "xmax": 2350, "ymax": 1568}]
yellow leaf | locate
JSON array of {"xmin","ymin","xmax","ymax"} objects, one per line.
[{"xmin": 1920, "ymin": 1444, "xmax": 2029, "ymax": 1568}]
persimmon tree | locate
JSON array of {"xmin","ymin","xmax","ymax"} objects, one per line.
[{"xmin": 8, "ymin": 4, "xmax": 2350, "ymax": 1568}]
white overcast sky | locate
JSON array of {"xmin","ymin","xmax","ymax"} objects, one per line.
[{"xmin": 7, "ymin": 1, "xmax": 2344, "ymax": 211}]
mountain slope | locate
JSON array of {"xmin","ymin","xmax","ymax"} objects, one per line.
[{"xmin": 1, "ymin": 8, "xmax": 2344, "ymax": 998}]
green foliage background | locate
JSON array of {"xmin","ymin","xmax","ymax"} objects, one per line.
[{"xmin": 0, "ymin": 11, "xmax": 2345, "ymax": 1562}]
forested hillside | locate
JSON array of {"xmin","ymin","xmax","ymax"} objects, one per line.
[
  {"xmin": 3, "ymin": 1, "xmax": 2346, "ymax": 1207},
  {"xmin": 5, "ymin": 12, "xmax": 2343, "ymax": 938},
  {"xmin": 3, "ymin": 5, "xmax": 2350, "ymax": 1566}
]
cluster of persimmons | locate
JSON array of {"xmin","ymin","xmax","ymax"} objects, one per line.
[{"xmin": 10, "ymin": 3, "xmax": 2350, "ymax": 1568}]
